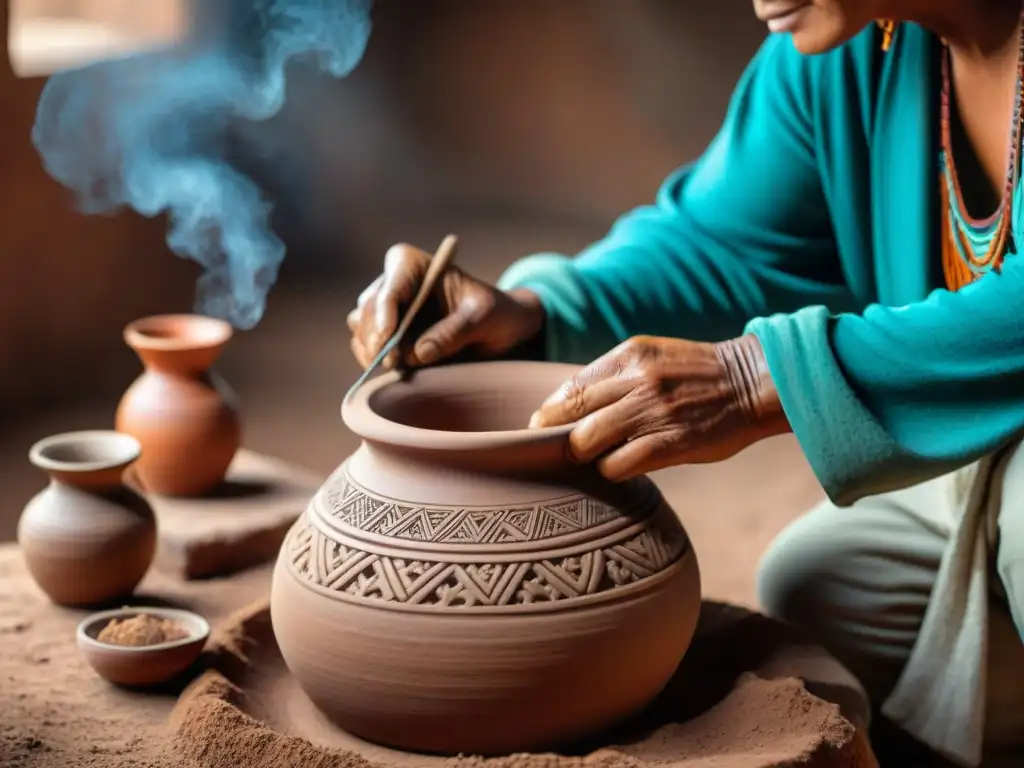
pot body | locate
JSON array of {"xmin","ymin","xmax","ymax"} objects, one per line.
[
  {"xmin": 116, "ymin": 368, "xmax": 240, "ymax": 496},
  {"xmin": 19, "ymin": 481, "xmax": 156, "ymax": 606},
  {"xmin": 272, "ymin": 438, "xmax": 701, "ymax": 754}
]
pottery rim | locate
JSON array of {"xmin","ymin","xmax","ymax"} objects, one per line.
[
  {"xmin": 76, "ymin": 607, "xmax": 211, "ymax": 653},
  {"xmin": 29, "ymin": 430, "xmax": 141, "ymax": 475},
  {"xmin": 342, "ymin": 361, "xmax": 578, "ymax": 452},
  {"xmin": 124, "ymin": 314, "xmax": 233, "ymax": 353}
]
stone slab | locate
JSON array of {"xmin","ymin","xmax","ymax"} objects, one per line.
[{"xmin": 132, "ymin": 450, "xmax": 323, "ymax": 580}]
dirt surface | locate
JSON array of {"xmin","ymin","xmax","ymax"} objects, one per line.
[
  {"xmin": 170, "ymin": 600, "xmax": 877, "ymax": 768},
  {"xmin": 0, "ymin": 541, "xmax": 878, "ymax": 768},
  {"xmin": 0, "ymin": 545, "xmax": 270, "ymax": 768}
]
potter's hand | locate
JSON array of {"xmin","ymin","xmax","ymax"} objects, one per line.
[
  {"xmin": 529, "ymin": 335, "xmax": 790, "ymax": 482},
  {"xmin": 348, "ymin": 243, "xmax": 546, "ymax": 369}
]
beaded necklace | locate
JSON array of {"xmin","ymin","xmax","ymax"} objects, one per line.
[{"xmin": 940, "ymin": 12, "xmax": 1024, "ymax": 292}]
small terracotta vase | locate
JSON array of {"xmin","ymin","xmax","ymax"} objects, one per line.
[
  {"xmin": 18, "ymin": 431, "xmax": 157, "ymax": 607},
  {"xmin": 271, "ymin": 361, "xmax": 702, "ymax": 756},
  {"xmin": 116, "ymin": 314, "xmax": 241, "ymax": 497}
]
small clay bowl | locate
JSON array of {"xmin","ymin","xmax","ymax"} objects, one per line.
[{"xmin": 76, "ymin": 607, "xmax": 210, "ymax": 687}]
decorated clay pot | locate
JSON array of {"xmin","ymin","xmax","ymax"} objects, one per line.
[
  {"xmin": 18, "ymin": 431, "xmax": 157, "ymax": 607},
  {"xmin": 271, "ymin": 361, "xmax": 702, "ymax": 756},
  {"xmin": 116, "ymin": 314, "xmax": 241, "ymax": 497}
]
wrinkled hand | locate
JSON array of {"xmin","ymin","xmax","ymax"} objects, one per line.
[
  {"xmin": 529, "ymin": 334, "xmax": 790, "ymax": 482},
  {"xmin": 348, "ymin": 243, "xmax": 546, "ymax": 370}
]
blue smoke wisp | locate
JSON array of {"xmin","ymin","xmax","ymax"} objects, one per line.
[{"xmin": 32, "ymin": 0, "xmax": 373, "ymax": 329}]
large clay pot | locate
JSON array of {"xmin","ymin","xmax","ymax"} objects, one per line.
[
  {"xmin": 116, "ymin": 314, "xmax": 241, "ymax": 497},
  {"xmin": 18, "ymin": 430, "xmax": 157, "ymax": 607},
  {"xmin": 271, "ymin": 361, "xmax": 702, "ymax": 756}
]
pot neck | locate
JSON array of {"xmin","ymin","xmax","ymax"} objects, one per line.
[
  {"xmin": 350, "ymin": 438, "xmax": 649, "ymax": 514},
  {"xmin": 360, "ymin": 431, "xmax": 575, "ymax": 479},
  {"xmin": 45, "ymin": 464, "xmax": 129, "ymax": 492},
  {"xmin": 130, "ymin": 344, "xmax": 222, "ymax": 376}
]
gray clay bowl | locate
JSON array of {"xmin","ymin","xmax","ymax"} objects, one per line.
[{"xmin": 76, "ymin": 607, "xmax": 210, "ymax": 687}]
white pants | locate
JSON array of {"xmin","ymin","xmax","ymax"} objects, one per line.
[{"xmin": 757, "ymin": 441, "xmax": 1024, "ymax": 767}]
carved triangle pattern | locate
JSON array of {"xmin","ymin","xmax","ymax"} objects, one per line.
[
  {"xmin": 324, "ymin": 479, "xmax": 628, "ymax": 545},
  {"xmin": 286, "ymin": 516, "xmax": 688, "ymax": 610}
]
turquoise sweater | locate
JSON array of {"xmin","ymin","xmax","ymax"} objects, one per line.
[{"xmin": 497, "ymin": 24, "xmax": 1024, "ymax": 506}]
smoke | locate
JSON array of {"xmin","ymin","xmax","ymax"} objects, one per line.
[{"xmin": 31, "ymin": 0, "xmax": 373, "ymax": 329}]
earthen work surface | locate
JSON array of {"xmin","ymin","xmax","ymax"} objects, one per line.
[
  {"xmin": 173, "ymin": 600, "xmax": 878, "ymax": 768},
  {"xmin": 0, "ymin": 542, "xmax": 875, "ymax": 768},
  {"xmin": 0, "ymin": 545, "xmax": 270, "ymax": 768}
]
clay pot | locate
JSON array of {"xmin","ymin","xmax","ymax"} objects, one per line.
[
  {"xmin": 271, "ymin": 361, "xmax": 702, "ymax": 756},
  {"xmin": 116, "ymin": 314, "xmax": 241, "ymax": 497},
  {"xmin": 18, "ymin": 431, "xmax": 157, "ymax": 607}
]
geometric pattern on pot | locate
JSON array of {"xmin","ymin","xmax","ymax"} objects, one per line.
[
  {"xmin": 285, "ymin": 515, "xmax": 689, "ymax": 610},
  {"xmin": 323, "ymin": 475, "xmax": 626, "ymax": 545}
]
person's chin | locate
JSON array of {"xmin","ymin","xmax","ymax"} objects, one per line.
[
  {"xmin": 762, "ymin": 9, "xmax": 848, "ymax": 55},
  {"xmin": 783, "ymin": 27, "xmax": 847, "ymax": 55},
  {"xmin": 789, "ymin": 31, "xmax": 834, "ymax": 55}
]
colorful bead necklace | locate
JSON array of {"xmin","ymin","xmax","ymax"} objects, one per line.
[{"xmin": 940, "ymin": 11, "xmax": 1024, "ymax": 292}]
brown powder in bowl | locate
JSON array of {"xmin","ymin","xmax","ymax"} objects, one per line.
[{"xmin": 96, "ymin": 614, "xmax": 191, "ymax": 647}]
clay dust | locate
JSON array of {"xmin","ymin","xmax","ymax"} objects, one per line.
[
  {"xmin": 97, "ymin": 615, "xmax": 190, "ymax": 647},
  {"xmin": 168, "ymin": 600, "xmax": 878, "ymax": 768},
  {"xmin": 0, "ymin": 549, "xmax": 876, "ymax": 768}
]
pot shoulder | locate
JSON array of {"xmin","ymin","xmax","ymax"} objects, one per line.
[
  {"xmin": 19, "ymin": 483, "xmax": 155, "ymax": 543},
  {"xmin": 276, "ymin": 457, "xmax": 696, "ymax": 614},
  {"xmin": 118, "ymin": 368, "xmax": 239, "ymax": 420}
]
